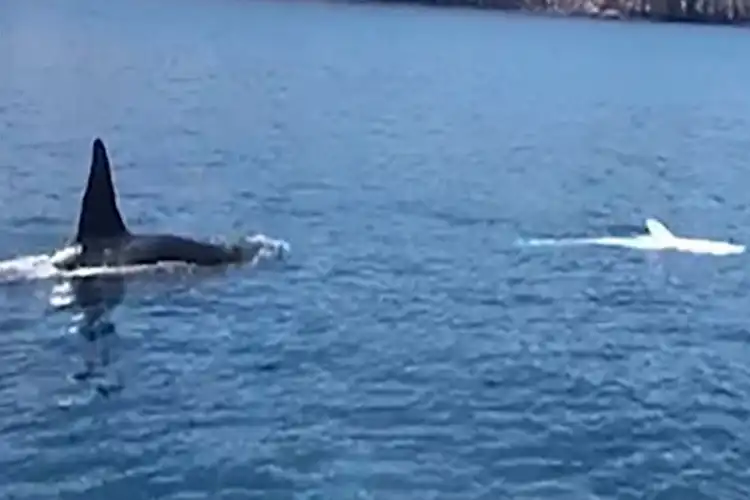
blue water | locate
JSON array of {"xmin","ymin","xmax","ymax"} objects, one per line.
[{"xmin": 2, "ymin": 0, "xmax": 750, "ymax": 498}]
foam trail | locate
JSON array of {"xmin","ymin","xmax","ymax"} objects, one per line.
[
  {"xmin": 0, "ymin": 253, "xmax": 64, "ymax": 283},
  {"xmin": 516, "ymin": 236, "xmax": 665, "ymax": 250},
  {"xmin": 517, "ymin": 237, "xmax": 604, "ymax": 248},
  {"xmin": 516, "ymin": 234, "xmax": 745, "ymax": 256}
]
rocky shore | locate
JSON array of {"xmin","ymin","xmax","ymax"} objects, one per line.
[
  {"xmin": 529, "ymin": 0, "xmax": 748, "ymax": 23},
  {"xmin": 361, "ymin": 0, "xmax": 750, "ymax": 25}
]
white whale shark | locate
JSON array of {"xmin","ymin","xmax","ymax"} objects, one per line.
[{"xmin": 521, "ymin": 218, "xmax": 746, "ymax": 256}]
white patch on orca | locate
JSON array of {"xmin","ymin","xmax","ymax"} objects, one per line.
[{"xmin": 517, "ymin": 217, "xmax": 745, "ymax": 256}]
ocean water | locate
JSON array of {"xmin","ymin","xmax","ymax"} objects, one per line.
[{"xmin": 1, "ymin": 0, "xmax": 750, "ymax": 498}]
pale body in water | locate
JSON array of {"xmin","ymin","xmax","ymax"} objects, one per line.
[{"xmin": 522, "ymin": 218, "xmax": 746, "ymax": 256}]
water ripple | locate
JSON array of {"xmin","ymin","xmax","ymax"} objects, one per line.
[{"xmin": 2, "ymin": 0, "xmax": 750, "ymax": 498}]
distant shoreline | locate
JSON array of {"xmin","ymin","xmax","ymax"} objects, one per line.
[{"xmin": 344, "ymin": 0, "xmax": 750, "ymax": 27}]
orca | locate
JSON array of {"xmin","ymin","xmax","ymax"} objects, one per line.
[
  {"xmin": 50, "ymin": 137, "xmax": 265, "ymax": 388},
  {"xmin": 54, "ymin": 137, "xmax": 257, "ymax": 272},
  {"xmin": 641, "ymin": 217, "xmax": 745, "ymax": 255},
  {"xmin": 519, "ymin": 217, "xmax": 745, "ymax": 256}
]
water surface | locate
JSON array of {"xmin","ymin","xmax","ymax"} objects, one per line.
[{"xmin": 1, "ymin": 1, "xmax": 750, "ymax": 498}]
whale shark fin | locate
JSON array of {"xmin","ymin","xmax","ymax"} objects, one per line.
[
  {"xmin": 74, "ymin": 138, "xmax": 130, "ymax": 243},
  {"xmin": 645, "ymin": 218, "xmax": 675, "ymax": 240}
]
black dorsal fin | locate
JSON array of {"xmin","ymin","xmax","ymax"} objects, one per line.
[{"xmin": 74, "ymin": 138, "xmax": 130, "ymax": 243}]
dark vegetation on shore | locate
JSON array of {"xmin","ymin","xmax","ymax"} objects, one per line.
[{"xmin": 362, "ymin": 0, "xmax": 749, "ymax": 25}]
